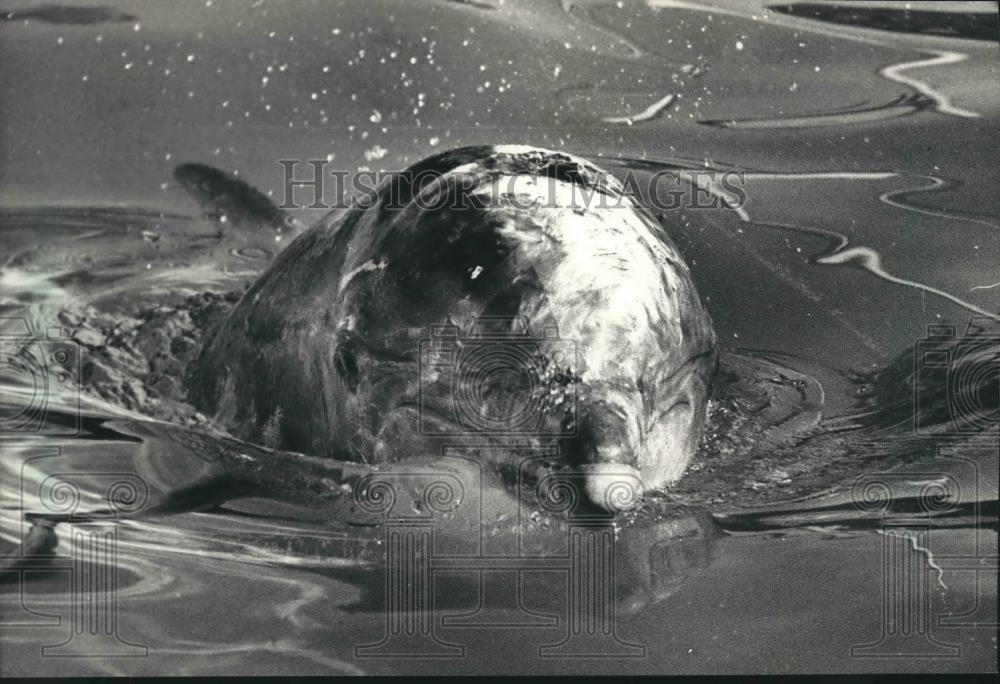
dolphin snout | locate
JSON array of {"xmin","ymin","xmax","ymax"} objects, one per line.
[
  {"xmin": 573, "ymin": 403, "xmax": 645, "ymax": 512},
  {"xmin": 581, "ymin": 462, "xmax": 644, "ymax": 512}
]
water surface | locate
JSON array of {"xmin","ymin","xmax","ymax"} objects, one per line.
[{"xmin": 0, "ymin": 0, "xmax": 997, "ymax": 675}]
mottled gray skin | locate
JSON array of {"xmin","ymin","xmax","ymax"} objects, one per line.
[{"xmin": 193, "ymin": 145, "xmax": 717, "ymax": 510}]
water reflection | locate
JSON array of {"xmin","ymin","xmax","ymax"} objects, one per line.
[
  {"xmin": 0, "ymin": 0, "xmax": 997, "ymax": 673},
  {"xmin": 769, "ymin": 4, "xmax": 1000, "ymax": 42}
]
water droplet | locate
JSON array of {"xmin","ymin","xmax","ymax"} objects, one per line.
[{"xmin": 364, "ymin": 145, "xmax": 388, "ymax": 162}]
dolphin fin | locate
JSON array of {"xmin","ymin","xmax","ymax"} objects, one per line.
[{"xmin": 172, "ymin": 162, "xmax": 304, "ymax": 235}]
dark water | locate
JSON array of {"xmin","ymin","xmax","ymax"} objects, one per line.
[{"xmin": 0, "ymin": 0, "xmax": 997, "ymax": 675}]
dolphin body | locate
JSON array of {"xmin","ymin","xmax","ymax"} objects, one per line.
[{"xmin": 191, "ymin": 145, "xmax": 718, "ymax": 511}]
